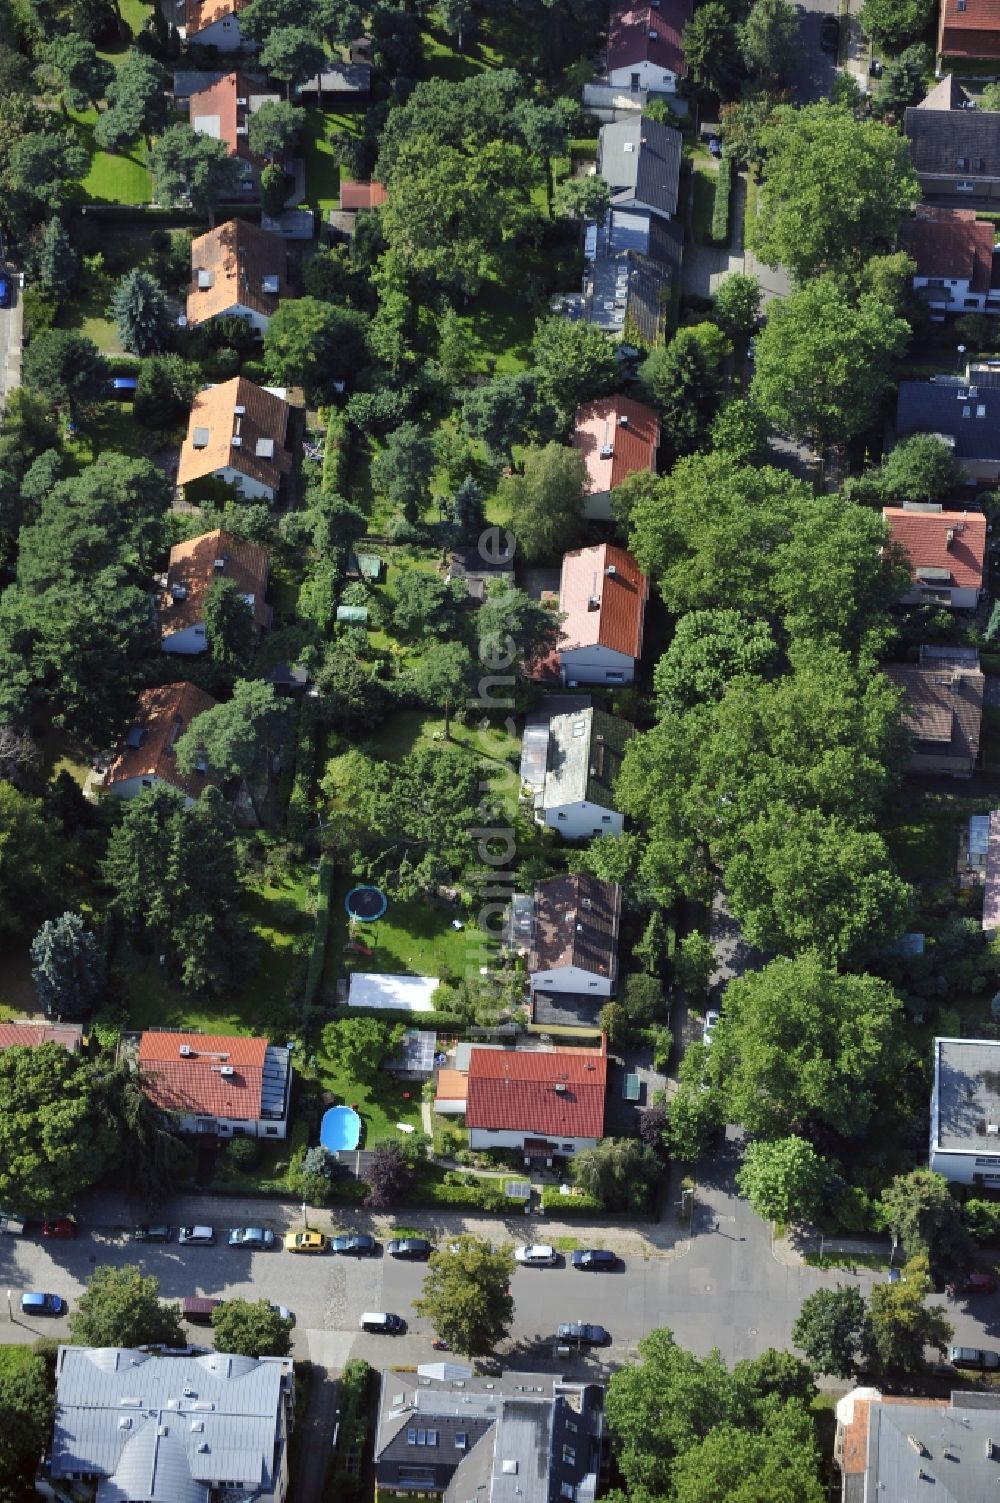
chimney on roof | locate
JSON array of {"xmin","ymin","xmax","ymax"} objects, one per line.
[
  {"xmin": 946, "ymin": 528, "xmax": 956, "ymax": 548},
  {"xmin": 554, "ymin": 1082, "xmax": 568, "ymax": 1094},
  {"xmin": 606, "ymin": 564, "xmax": 617, "ymax": 577},
  {"xmin": 618, "ymin": 412, "xmax": 629, "ymax": 426}
]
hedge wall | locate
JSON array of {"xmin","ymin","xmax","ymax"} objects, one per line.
[
  {"xmin": 301, "ymin": 855, "xmax": 334, "ymax": 1014},
  {"xmin": 322, "ymin": 407, "xmax": 351, "ymax": 495},
  {"xmin": 540, "ymin": 1186, "xmax": 605, "ymax": 1216},
  {"xmin": 711, "ymin": 155, "xmax": 733, "ymax": 246}
]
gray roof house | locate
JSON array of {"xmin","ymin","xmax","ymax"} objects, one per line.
[
  {"xmin": 904, "ymin": 76, "xmax": 1000, "ymax": 203},
  {"xmin": 896, "ymin": 378, "xmax": 1000, "ymax": 484},
  {"xmin": 44, "ymin": 1345, "xmax": 293, "ymax": 1503},
  {"xmin": 530, "ymin": 706, "xmax": 635, "ymax": 840},
  {"xmin": 597, "ymin": 115, "xmax": 682, "ymax": 220},
  {"xmin": 836, "ymin": 1385, "xmax": 1000, "ymax": 1502},
  {"xmin": 929, "ymin": 1035, "xmax": 1000, "ymax": 1186},
  {"xmin": 373, "ymin": 1365, "xmax": 603, "ymax": 1502}
]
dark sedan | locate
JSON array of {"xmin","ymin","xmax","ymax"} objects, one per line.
[
  {"xmin": 133, "ymin": 1225, "xmax": 172, "ymax": 1244},
  {"xmin": 330, "ymin": 1234, "xmax": 377, "ymax": 1256},
  {"xmin": 557, "ymin": 1322, "xmax": 610, "ymax": 1346},
  {"xmin": 571, "ymin": 1249, "xmax": 619, "ymax": 1271},
  {"xmin": 387, "ymin": 1237, "xmax": 432, "ymax": 1260}
]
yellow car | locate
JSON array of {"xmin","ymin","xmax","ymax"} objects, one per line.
[{"xmin": 284, "ymin": 1230, "xmax": 328, "ymax": 1254}]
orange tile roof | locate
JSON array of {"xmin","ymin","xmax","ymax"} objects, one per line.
[
  {"xmin": 465, "ymin": 1043, "xmax": 607, "ymax": 1140},
  {"xmin": 939, "ymin": 0, "xmax": 1000, "ymax": 58},
  {"xmin": 177, "ymin": 376, "xmax": 293, "ymax": 493},
  {"xmin": 139, "ymin": 1031, "xmax": 267, "ymax": 1119},
  {"xmin": 105, "ymin": 682, "xmax": 219, "ymax": 801},
  {"xmin": 0, "ymin": 1022, "xmax": 83, "ymax": 1053},
  {"xmin": 163, "ymin": 529, "xmax": 271, "ymax": 640},
  {"xmin": 186, "ymin": 0, "xmax": 248, "ymax": 35},
  {"xmin": 559, "ymin": 544, "xmax": 649, "ymax": 658},
  {"xmin": 434, "ymin": 1068, "xmax": 468, "ymax": 1103},
  {"xmin": 188, "ymin": 72, "xmax": 259, "ymax": 158},
  {"xmin": 339, "ymin": 178, "xmax": 388, "ymax": 209},
  {"xmin": 187, "ymin": 219, "xmax": 290, "ymax": 326},
  {"xmin": 883, "ymin": 506, "xmax": 986, "ymax": 590},
  {"xmin": 574, "ymin": 394, "xmax": 660, "ymax": 496},
  {"xmin": 900, "ymin": 208, "xmax": 996, "ymax": 292}
]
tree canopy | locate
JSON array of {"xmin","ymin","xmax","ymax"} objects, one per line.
[
  {"xmin": 0, "ymin": 1043, "xmax": 119, "ymax": 1213},
  {"xmin": 69, "ymin": 1264, "xmax": 185, "ymax": 1349},
  {"xmin": 211, "ymin": 1298, "xmax": 293, "ymax": 1357},
  {"xmin": 413, "ymin": 1235, "xmax": 516, "ymax": 1356}
]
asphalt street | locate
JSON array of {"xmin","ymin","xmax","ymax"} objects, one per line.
[
  {"xmin": 3, "ymin": 1142, "xmax": 997, "ymax": 1380},
  {"xmin": 790, "ymin": 0, "xmax": 840, "ymax": 103},
  {"xmin": 0, "ymin": 276, "xmax": 22, "ymax": 407}
]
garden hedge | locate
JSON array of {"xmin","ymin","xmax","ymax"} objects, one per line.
[
  {"xmin": 711, "ymin": 155, "xmax": 733, "ymax": 246},
  {"xmin": 301, "ymin": 855, "xmax": 334, "ymax": 1014}
]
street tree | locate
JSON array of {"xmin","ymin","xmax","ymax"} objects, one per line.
[
  {"xmin": 571, "ymin": 1137, "xmax": 662, "ymax": 1210},
  {"xmin": 203, "ymin": 576, "xmax": 256, "ymax": 671},
  {"xmin": 263, "ymin": 297, "xmax": 370, "ymax": 401},
  {"xmin": 108, "ymin": 269, "xmax": 170, "ymax": 355},
  {"xmin": 880, "ymin": 1169, "xmax": 974, "ymax": 1273},
  {"xmin": 30, "ymin": 911, "xmax": 104, "ymax": 1020},
  {"xmin": 669, "ymin": 1402, "xmax": 823, "ymax": 1503},
  {"xmin": 371, "ymin": 421, "xmax": 435, "ymax": 525},
  {"xmin": 175, "ymin": 679, "xmax": 293, "ymax": 782},
  {"xmin": 673, "ymin": 931, "xmax": 715, "ymax": 1006},
  {"xmin": 70, "ymin": 1264, "xmax": 185, "ymax": 1349},
  {"xmin": 654, "ymin": 610, "xmax": 777, "ymax": 711},
  {"xmin": 666, "ymin": 1045, "xmax": 725, "ymax": 1162},
  {"xmin": 211, "ymin": 1298, "xmax": 293, "ymax": 1357},
  {"xmin": 0, "ymin": 1043, "xmax": 118, "ymax": 1213},
  {"xmin": 751, "ymin": 277, "xmax": 909, "ymax": 450},
  {"xmin": 460, "ymin": 372, "xmax": 538, "ymax": 466},
  {"xmin": 736, "ymin": 1136, "xmax": 836, "ymax": 1225},
  {"xmin": 867, "ymin": 1257, "xmax": 953, "ymax": 1378},
  {"xmin": 37, "ymin": 215, "xmax": 80, "ymax": 297},
  {"xmin": 259, "ymin": 27, "xmax": 326, "ymax": 99},
  {"xmin": 792, "ymin": 1285, "xmax": 872, "ymax": 1379},
  {"xmin": 502, "ymin": 443, "xmax": 586, "ymax": 561},
  {"xmin": 706, "ymin": 954, "xmax": 904, "ymax": 1140},
  {"xmin": 149, "ymin": 124, "xmax": 244, "ymax": 226},
  {"xmin": 247, "ymin": 99, "xmax": 305, "ymax": 162},
  {"xmin": 748, "ymin": 103, "xmax": 918, "ymax": 280},
  {"xmin": 531, "ymin": 315, "xmax": 618, "ymax": 418},
  {"xmin": 683, "ymin": 1, "xmax": 745, "ymax": 97},
  {"xmin": 38, "ymin": 33, "xmax": 112, "ymax": 111},
  {"xmin": 712, "ymin": 272, "xmax": 763, "ymax": 339},
  {"xmin": 22, "ymin": 329, "xmax": 108, "ymax": 414},
  {"xmin": 739, "ymin": 0, "xmax": 799, "ymax": 80},
  {"xmin": 859, "ymin": 0, "xmax": 934, "ymax": 47},
  {"xmin": 414, "ymin": 1236, "xmax": 516, "ymax": 1357}
]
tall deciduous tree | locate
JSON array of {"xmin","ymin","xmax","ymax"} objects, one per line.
[
  {"xmin": 211, "ymin": 1298, "xmax": 293, "ymax": 1356},
  {"xmin": 0, "ymin": 784, "xmax": 59, "ymax": 936},
  {"xmin": 654, "ymin": 610, "xmax": 777, "ymax": 711},
  {"xmin": 739, "ymin": 0, "xmax": 799, "ymax": 80},
  {"xmin": 880, "ymin": 1169, "xmax": 974, "ymax": 1273},
  {"xmin": 263, "ymin": 297, "xmax": 370, "ymax": 401},
  {"xmin": 409, "ymin": 641, "xmax": 474, "ymax": 739},
  {"xmin": 413, "ymin": 1236, "xmax": 516, "ymax": 1356},
  {"xmin": 175, "ymin": 679, "xmax": 293, "ymax": 782},
  {"xmin": 259, "ymin": 26, "xmax": 326, "ymax": 99},
  {"xmin": 530, "ymin": 315, "xmax": 618, "ymax": 418},
  {"xmin": 682, "ymin": 2, "xmax": 745, "ymax": 97},
  {"xmin": 477, "ymin": 581, "xmax": 562, "ymax": 683},
  {"xmin": 38, "ymin": 33, "xmax": 112, "ymax": 111},
  {"xmin": 371, "ymin": 421, "xmax": 435, "ymax": 525},
  {"xmin": 247, "ymin": 99, "xmax": 305, "ymax": 162},
  {"xmin": 69, "ymin": 1264, "xmax": 185, "ymax": 1349},
  {"xmin": 95, "ymin": 48, "xmax": 168, "ymax": 148},
  {"xmin": 0, "ymin": 1043, "xmax": 118, "ymax": 1213},
  {"xmin": 0, "ymin": 1352, "xmax": 55, "ymax": 1496},
  {"xmin": 22, "ymin": 329, "xmax": 108, "ymax": 414},
  {"xmin": 792, "ymin": 1285, "xmax": 873, "ymax": 1378},
  {"xmin": 460, "ymin": 373, "xmax": 537, "ymax": 466},
  {"xmin": 149, "ymin": 124, "xmax": 244, "ymax": 226},
  {"xmin": 859, "ymin": 0, "xmax": 934, "ymax": 48},
  {"xmin": 30, "ymin": 911, "xmax": 104, "ymax": 1020},
  {"xmin": 502, "ymin": 442, "xmax": 586, "ymax": 561},
  {"xmin": 669, "ymin": 1402, "xmax": 823, "ymax": 1503},
  {"xmin": 867, "ymin": 1257, "xmax": 953, "ymax": 1378},
  {"xmin": 736, "ymin": 1136, "xmax": 836, "ymax": 1225},
  {"xmin": 640, "ymin": 326, "xmax": 726, "ymax": 461}
]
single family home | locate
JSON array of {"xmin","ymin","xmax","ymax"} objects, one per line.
[
  {"xmin": 606, "ymin": 0, "xmax": 691, "ymax": 96},
  {"xmin": 136, "ymin": 1029, "xmax": 292, "ymax": 1139},
  {"xmin": 295, "ymin": 63, "xmax": 372, "ymax": 104},
  {"xmin": 883, "ymin": 659, "xmax": 984, "ymax": 778},
  {"xmin": 882, "ymin": 502, "xmax": 987, "ymax": 608},
  {"xmin": 937, "ymin": 0, "xmax": 1000, "ymax": 64},
  {"xmin": 574, "ymin": 393, "xmax": 660, "ymax": 519},
  {"xmin": 103, "ymin": 682, "xmax": 218, "ymax": 805},
  {"xmin": 540, "ymin": 542, "xmax": 648, "ymax": 685},
  {"xmin": 179, "ymin": 0, "xmax": 251, "ymax": 48},
  {"xmin": 43, "ymin": 1345, "xmax": 293, "ymax": 1503},
  {"xmin": 465, "ymin": 1039, "xmax": 608, "ymax": 1158},
  {"xmin": 929, "ymin": 1034, "xmax": 1000, "ymax": 1185},
  {"xmin": 527, "ymin": 873, "xmax": 621, "ymax": 995},
  {"xmin": 187, "ymin": 219, "xmax": 291, "ymax": 334},
  {"xmin": 904, "ymin": 76, "xmax": 1000, "ymax": 203},
  {"xmin": 531, "ymin": 705, "xmax": 635, "ymax": 839},
  {"xmin": 896, "ymin": 378, "xmax": 1000, "ymax": 484},
  {"xmin": 597, "ymin": 114, "xmax": 682, "ymax": 221},
  {"xmin": 899, "ymin": 205, "xmax": 1000, "ymax": 317},
  {"xmin": 177, "ymin": 377, "xmax": 294, "ymax": 503},
  {"xmin": 161, "ymin": 529, "xmax": 272, "ymax": 655},
  {"xmin": 188, "ymin": 73, "xmax": 280, "ymax": 194}
]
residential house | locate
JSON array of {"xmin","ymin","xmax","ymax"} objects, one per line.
[
  {"xmin": 904, "ymin": 76, "xmax": 1000, "ymax": 203},
  {"xmin": 896, "ymin": 378, "xmax": 1000, "ymax": 484},
  {"xmin": 520, "ymin": 693, "xmax": 591, "ymax": 791},
  {"xmin": 296, "ymin": 63, "xmax": 371, "ymax": 103},
  {"xmin": 327, "ymin": 179, "xmax": 388, "ymax": 241},
  {"xmin": 103, "ymin": 682, "xmax": 218, "ymax": 805},
  {"xmin": 606, "ymin": 0, "xmax": 691, "ymax": 94},
  {"xmin": 836, "ymin": 1384, "xmax": 1000, "ymax": 1501},
  {"xmin": 373, "ymin": 1366, "xmax": 603, "ymax": 1502},
  {"xmin": 882, "ymin": 502, "xmax": 987, "ymax": 607},
  {"xmin": 883, "ymin": 660, "xmax": 984, "ymax": 778},
  {"xmin": 173, "ymin": 69, "xmax": 226, "ymax": 101},
  {"xmin": 177, "ymin": 377, "xmax": 294, "ymax": 503},
  {"xmin": 526, "ymin": 873, "xmax": 621, "ymax": 995},
  {"xmin": 982, "ymin": 808, "xmax": 1000, "ymax": 930},
  {"xmin": 574, "ymin": 393, "xmax": 660, "ymax": 519},
  {"xmin": 187, "ymin": 219, "xmax": 291, "ymax": 335},
  {"xmin": 161, "ymin": 529, "xmax": 272, "ymax": 655},
  {"xmin": 930, "ymin": 1035, "xmax": 1000, "ymax": 1184},
  {"xmin": 465, "ymin": 1040, "xmax": 608, "ymax": 1157},
  {"xmin": 188, "ymin": 73, "xmax": 280, "ymax": 195},
  {"xmin": 899, "ymin": 204, "xmax": 1000, "ymax": 317},
  {"xmin": 0, "ymin": 1021, "xmax": 83, "ymax": 1053},
  {"xmin": 179, "ymin": 0, "xmax": 251, "ymax": 48},
  {"xmin": 598, "ymin": 115, "xmax": 682, "ymax": 220},
  {"xmin": 42, "ymin": 1345, "xmax": 293, "ymax": 1503},
  {"xmin": 136, "ymin": 1030, "xmax": 292, "ymax": 1139},
  {"xmin": 938, "ymin": 0, "xmax": 1000, "ymax": 64},
  {"xmin": 540, "ymin": 542, "xmax": 649, "ymax": 685},
  {"xmin": 531, "ymin": 706, "xmax": 635, "ymax": 839}
]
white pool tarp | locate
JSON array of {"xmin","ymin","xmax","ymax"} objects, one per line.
[{"xmin": 347, "ymin": 973, "xmax": 439, "ymax": 1013}]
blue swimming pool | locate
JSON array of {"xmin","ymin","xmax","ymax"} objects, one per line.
[{"xmin": 320, "ymin": 1106, "xmax": 362, "ymax": 1152}]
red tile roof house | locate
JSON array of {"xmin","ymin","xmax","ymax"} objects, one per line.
[
  {"xmin": 188, "ymin": 73, "xmax": 280, "ymax": 196},
  {"xmin": 540, "ymin": 543, "xmax": 649, "ymax": 685},
  {"xmin": 180, "ymin": 0, "xmax": 250, "ymax": 49},
  {"xmin": 0, "ymin": 1022, "xmax": 83, "ymax": 1053},
  {"xmin": 103, "ymin": 682, "xmax": 218, "ymax": 806},
  {"xmin": 161, "ymin": 528, "xmax": 272, "ymax": 655},
  {"xmin": 606, "ymin": 0, "xmax": 691, "ymax": 96},
  {"xmin": 573, "ymin": 394, "xmax": 660, "ymax": 520},
  {"xmin": 938, "ymin": 0, "xmax": 1000, "ymax": 64},
  {"xmin": 464, "ymin": 1040, "xmax": 608, "ymax": 1160},
  {"xmin": 882, "ymin": 503, "xmax": 986, "ymax": 609},
  {"xmin": 138, "ymin": 1030, "xmax": 292, "ymax": 1139},
  {"xmin": 899, "ymin": 206, "xmax": 1000, "ymax": 318}
]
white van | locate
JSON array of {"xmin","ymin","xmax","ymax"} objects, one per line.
[{"xmin": 360, "ymin": 1311, "xmax": 406, "ymax": 1334}]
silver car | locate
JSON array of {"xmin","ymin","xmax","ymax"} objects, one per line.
[{"xmin": 177, "ymin": 1226, "xmax": 215, "ymax": 1246}]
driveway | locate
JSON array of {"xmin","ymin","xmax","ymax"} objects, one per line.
[{"xmin": 0, "ymin": 275, "xmax": 23, "ymax": 409}]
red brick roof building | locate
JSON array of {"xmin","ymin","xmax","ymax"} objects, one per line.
[
  {"xmin": 573, "ymin": 395, "xmax": 660, "ymax": 520},
  {"xmin": 137, "ymin": 1031, "xmax": 292, "ymax": 1140},
  {"xmin": 465, "ymin": 1042, "xmax": 607, "ymax": 1157},
  {"xmin": 938, "ymin": 0, "xmax": 1000, "ymax": 61},
  {"xmin": 607, "ymin": 0, "xmax": 691, "ymax": 89},
  {"xmin": 535, "ymin": 543, "xmax": 648, "ymax": 685},
  {"xmin": 104, "ymin": 682, "xmax": 219, "ymax": 806},
  {"xmin": 883, "ymin": 504, "xmax": 986, "ymax": 608},
  {"xmin": 339, "ymin": 179, "xmax": 388, "ymax": 210},
  {"xmin": 0, "ymin": 1022, "xmax": 83, "ymax": 1053},
  {"xmin": 899, "ymin": 206, "xmax": 1000, "ymax": 317}
]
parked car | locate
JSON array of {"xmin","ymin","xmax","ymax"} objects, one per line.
[
  {"xmin": 557, "ymin": 1322, "xmax": 610, "ymax": 1346},
  {"xmin": 515, "ymin": 1244, "xmax": 558, "ymax": 1267},
  {"xmin": 819, "ymin": 15, "xmax": 839, "ymax": 51},
  {"xmin": 703, "ymin": 1010, "xmax": 720, "ymax": 1046},
  {"xmin": 0, "ymin": 274, "xmax": 12, "ymax": 308},
  {"xmin": 133, "ymin": 1225, "xmax": 172, "ymax": 1244},
  {"xmin": 950, "ymin": 1345, "xmax": 1000, "ymax": 1370},
  {"xmin": 388, "ymin": 1237, "xmax": 432, "ymax": 1260},
  {"xmin": 360, "ymin": 1311, "xmax": 406, "ymax": 1334},
  {"xmin": 707, "ymin": 136, "xmax": 722, "ymax": 158},
  {"xmin": 182, "ymin": 1296, "xmax": 221, "ymax": 1325},
  {"xmin": 228, "ymin": 1227, "xmax": 275, "ymax": 1250},
  {"xmin": 571, "ymin": 1249, "xmax": 619, "ymax": 1271},
  {"xmin": 331, "ymin": 1233, "xmax": 377, "ymax": 1256},
  {"xmin": 21, "ymin": 1292, "xmax": 63, "ymax": 1317},
  {"xmin": 42, "ymin": 1218, "xmax": 77, "ymax": 1239},
  {"xmin": 177, "ymin": 1226, "xmax": 215, "ymax": 1246},
  {"xmin": 284, "ymin": 1230, "xmax": 328, "ymax": 1254},
  {"xmin": 950, "ymin": 1272, "xmax": 997, "ymax": 1296}
]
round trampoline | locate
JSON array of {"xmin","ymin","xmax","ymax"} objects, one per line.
[
  {"xmin": 345, "ymin": 885, "xmax": 389, "ymax": 923},
  {"xmin": 320, "ymin": 1105, "xmax": 362, "ymax": 1152}
]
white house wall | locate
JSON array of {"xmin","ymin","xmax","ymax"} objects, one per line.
[
  {"xmin": 187, "ymin": 14, "xmax": 244, "ymax": 47},
  {"xmin": 214, "ymin": 465, "xmax": 276, "ymax": 501},
  {"xmin": 174, "ymin": 1110, "xmax": 288, "ymax": 1140},
  {"xmin": 607, "ymin": 58, "xmax": 681, "ymax": 92},
  {"xmin": 543, "ymin": 800, "xmax": 623, "ymax": 840},
  {"xmin": 468, "ymin": 1127, "xmax": 598, "ymax": 1155},
  {"xmin": 529, "ymin": 962, "xmax": 614, "ymax": 996},
  {"xmin": 561, "ymin": 644, "xmax": 636, "ymax": 685},
  {"xmin": 106, "ymin": 774, "xmax": 196, "ymax": 807}
]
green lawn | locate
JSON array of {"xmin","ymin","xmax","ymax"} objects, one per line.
[
  {"xmin": 98, "ymin": 0, "xmax": 154, "ymax": 61},
  {"xmin": 310, "ymin": 1031, "xmax": 423, "ymax": 1146},
  {"xmin": 63, "ymin": 403, "xmax": 166, "ymax": 472},
  {"xmin": 421, "ymin": 17, "xmax": 506, "ymax": 80},
  {"xmin": 884, "ymin": 792, "xmax": 995, "ymax": 885},
  {"xmin": 301, "ymin": 107, "xmax": 362, "ymax": 213},
  {"xmin": 69, "ymin": 110, "xmax": 152, "ymax": 205}
]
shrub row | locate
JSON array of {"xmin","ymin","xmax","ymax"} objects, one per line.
[
  {"xmin": 540, "ymin": 1186, "xmax": 605, "ymax": 1216},
  {"xmin": 301, "ymin": 855, "xmax": 334, "ymax": 1014},
  {"xmin": 322, "ymin": 1003, "xmax": 468, "ymax": 1033},
  {"xmin": 327, "ymin": 1358, "xmax": 374, "ymax": 1502},
  {"xmin": 322, "ymin": 407, "xmax": 351, "ymax": 496},
  {"xmin": 964, "ymin": 1198, "xmax": 1000, "ymax": 1244},
  {"xmin": 711, "ymin": 155, "xmax": 733, "ymax": 246},
  {"xmin": 407, "ymin": 1169, "xmax": 524, "ymax": 1213},
  {"xmin": 287, "ymin": 695, "xmax": 319, "ymax": 842}
]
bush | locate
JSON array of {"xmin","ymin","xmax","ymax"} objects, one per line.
[
  {"xmin": 406, "ymin": 1168, "xmax": 516, "ymax": 1212},
  {"xmin": 322, "ymin": 406, "xmax": 351, "ymax": 496},
  {"xmin": 330, "ymin": 1358, "xmax": 373, "ymax": 1501},
  {"xmin": 540, "ymin": 1185, "xmax": 605, "ymax": 1216},
  {"xmin": 226, "ymin": 1136, "xmax": 261, "ymax": 1168},
  {"xmin": 711, "ymin": 155, "xmax": 733, "ymax": 246},
  {"xmin": 964, "ymin": 1198, "xmax": 1000, "ymax": 1244},
  {"xmin": 22, "ymin": 285, "xmax": 57, "ymax": 339},
  {"xmin": 301, "ymin": 854, "xmax": 333, "ymax": 1013},
  {"xmin": 287, "ymin": 696, "xmax": 319, "ymax": 842}
]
